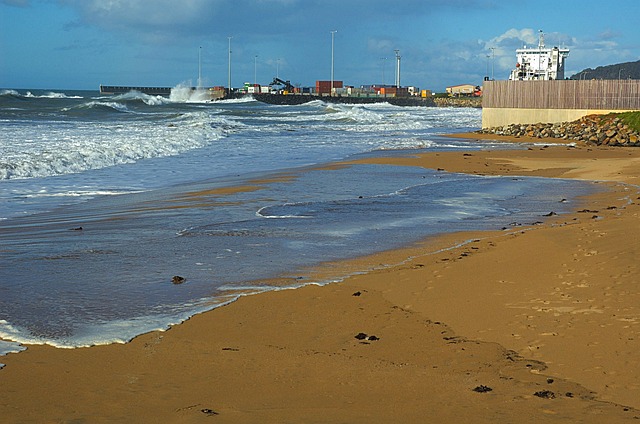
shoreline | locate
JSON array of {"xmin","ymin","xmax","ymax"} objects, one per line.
[{"xmin": 2, "ymin": 134, "xmax": 640, "ymax": 422}]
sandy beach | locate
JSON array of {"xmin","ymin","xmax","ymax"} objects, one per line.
[{"xmin": 2, "ymin": 133, "xmax": 640, "ymax": 423}]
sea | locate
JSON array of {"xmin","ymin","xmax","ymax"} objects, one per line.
[{"xmin": 0, "ymin": 88, "xmax": 599, "ymax": 358}]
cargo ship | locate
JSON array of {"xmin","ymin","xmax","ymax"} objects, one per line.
[{"xmin": 508, "ymin": 30, "xmax": 570, "ymax": 81}]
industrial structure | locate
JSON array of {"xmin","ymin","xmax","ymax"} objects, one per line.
[
  {"xmin": 508, "ymin": 30, "xmax": 570, "ymax": 81},
  {"xmin": 445, "ymin": 84, "xmax": 482, "ymax": 97}
]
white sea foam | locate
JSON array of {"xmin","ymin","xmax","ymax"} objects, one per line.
[
  {"xmin": 215, "ymin": 96, "xmax": 257, "ymax": 104},
  {"xmin": 0, "ymin": 89, "xmax": 20, "ymax": 96},
  {"xmin": 0, "ymin": 297, "xmax": 232, "ymax": 349},
  {"xmin": 2, "ymin": 90, "xmax": 83, "ymax": 99},
  {"xmin": 0, "ymin": 338, "xmax": 26, "ymax": 356},
  {"xmin": 40, "ymin": 91, "xmax": 83, "ymax": 99},
  {"xmin": 169, "ymin": 84, "xmax": 212, "ymax": 103},
  {"xmin": 22, "ymin": 189, "xmax": 142, "ymax": 198},
  {"xmin": 111, "ymin": 91, "xmax": 170, "ymax": 106},
  {"xmin": 0, "ymin": 111, "xmax": 229, "ymax": 180}
]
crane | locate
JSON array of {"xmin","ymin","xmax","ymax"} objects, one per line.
[{"xmin": 269, "ymin": 77, "xmax": 294, "ymax": 93}]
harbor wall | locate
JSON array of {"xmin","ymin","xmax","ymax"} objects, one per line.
[
  {"xmin": 248, "ymin": 93, "xmax": 436, "ymax": 106},
  {"xmin": 482, "ymin": 80, "xmax": 640, "ymax": 128}
]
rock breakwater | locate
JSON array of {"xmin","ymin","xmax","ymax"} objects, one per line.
[
  {"xmin": 479, "ymin": 114, "xmax": 640, "ymax": 146},
  {"xmin": 434, "ymin": 97, "xmax": 482, "ymax": 108}
]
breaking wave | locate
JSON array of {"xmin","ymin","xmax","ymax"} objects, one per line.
[{"xmin": 0, "ymin": 111, "xmax": 233, "ymax": 180}]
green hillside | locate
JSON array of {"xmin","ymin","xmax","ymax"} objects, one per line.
[{"xmin": 571, "ymin": 60, "xmax": 640, "ymax": 80}]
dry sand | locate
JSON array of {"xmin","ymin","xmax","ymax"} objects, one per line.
[{"xmin": 2, "ymin": 134, "xmax": 640, "ymax": 423}]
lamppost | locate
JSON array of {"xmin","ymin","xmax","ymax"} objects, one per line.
[
  {"xmin": 394, "ymin": 49, "xmax": 401, "ymax": 88},
  {"xmin": 486, "ymin": 54, "xmax": 490, "ymax": 80},
  {"xmin": 198, "ymin": 46, "xmax": 202, "ymax": 89},
  {"xmin": 330, "ymin": 30, "xmax": 337, "ymax": 95},
  {"xmin": 619, "ymin": 68, "xmax": 625, "ymax": 80},
  {"xmin": 380, "ymin": 57, "xmax": 387, "ymax": 85},
  {"xmin": 490, "ymin": 47, "xmax": 496, "ymax": 80},
  {"xmin": 254, "ymin": 55, "xmax": 258, "ymax": 85},
  {"xmin": 227, "ymin": 36, "xmax": 232, "ymax": 94},
  {"xmin": 276, "ymin": 58, "xmax": 280, "ymax": 79}
]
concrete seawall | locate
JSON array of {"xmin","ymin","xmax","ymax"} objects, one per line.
[{"xmin": 482, "ymin": 107, "xmax": 635, "ymax": 128}]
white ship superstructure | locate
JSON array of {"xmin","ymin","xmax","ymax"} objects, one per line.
[{"xmin": 509, "ymin": 31, "xmax": 569, "ymax": 81}]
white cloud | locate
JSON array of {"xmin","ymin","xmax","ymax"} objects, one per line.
[
  {"xmin": 367, "ymin": 38, "xmax": 395, "ymax": 53},
  {"xmin": 61, "ymin": 0, "xmax": 214, "ymax": 27}
]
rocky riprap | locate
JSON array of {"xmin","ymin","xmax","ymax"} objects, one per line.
[
  {"xmin": 479, "ymin": 114, "xmax": 640, "ymax": 146},
  {"xmin": 434, "ymin": 97, "xmax": 482, "ymax": 108}
]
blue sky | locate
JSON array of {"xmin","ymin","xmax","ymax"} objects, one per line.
[{"xmin": 2, "ymin": 0, "xmax": 639, "ymax": 91}]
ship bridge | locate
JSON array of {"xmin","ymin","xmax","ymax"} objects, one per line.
[{"xmin": 509, "ymin": 31, "xmax": 569, "ymax": 81}]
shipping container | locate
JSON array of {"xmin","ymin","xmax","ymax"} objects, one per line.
[
  {"xmin": 315, "ymin": 80, "xmax": 344, "ymax": 94},
  {"xmin": 380, "ymin": 87, "xmax": 397, "ymax": 96}
]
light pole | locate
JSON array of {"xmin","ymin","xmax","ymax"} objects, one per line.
[
  {"xmin": 486, "ymin": 54, "xmax": 490, "ymax": 80},
  {"xmin": 380, "ymin": 57, "xmax": 387, "ymax": 85},
  {"xmin": 276, "ymin": 58, "xmax": 280, "ymax": 79},
  {"xmin": 330, "ymin": 30, "xmax": 337, "ymax": 95},
  {"xmin": 198, "ymin": 46, "xmax": 202, "ymax": 89},
  {"xmin": 490, "ymin": 47, "xmax": 496, "ymax": 80},
  {"xmin": 227, "ymin": 36, "xmax": 232, "ymax": 94},
  {"xmin": 619, "ymin": 68, "xmax": 625, "ymax": 80},
  {"xmin": 254, "ymin": 55, "xmax": 258, "ymax": 85},
  {"xmin": 394, "ymin": 49, "xmax": 401, "ymax": 88}
]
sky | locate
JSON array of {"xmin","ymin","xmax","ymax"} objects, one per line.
[{"xmin": 1, "ymin": 0, "xmax": 640, "ymax": 92}]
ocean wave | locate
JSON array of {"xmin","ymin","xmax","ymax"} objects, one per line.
[
  {"xmin": 0, "ymin": 296, "xmax": 224, "ymax": 349},
  {"xmin": 111, "ymin": 91, "xmax": 170, "ymax": 106},
  {"xmin": 168, "ymin": 86, "xmax": 213, "ymax": 103},
  {"xmin": 373, "ymin": 138, "xmax": 437, "ymax": 150},
  {"xmin": 0, "ymin": 89, "xmax": 27, "ymax": 101},
  {"xmin": 62, "ymin": 100, "xmax": 132, "ymax": 114},
  {"xmin": 251, "ymin": 102, "xmax": 435, "ymax": 134},
  {"xmin": 0, "ymin": 90, "xmax": 83, "ymax": 100},
  {"xmin": 213, "ymin": 96, "xmax": 258, "ymax": 105},
  {"xmin": 25, "ymin": 91, "xmax": 83, "ymax": 99},
  {"xmin": 256, "ymin": 204, "xmax": 313, "ymax": 219},
  {"xmin": 0, "ymin": 111, "xmax": 231, "ymax": 180}
]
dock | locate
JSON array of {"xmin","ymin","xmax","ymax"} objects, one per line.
[{"xmin": 99, "ymin": 85, "xmax": 173, "ymax": 96}]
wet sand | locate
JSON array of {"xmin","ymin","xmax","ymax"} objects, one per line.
[{"xmin": 2, "ymin": 134, "xmax": 640, "ymax": 423}]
